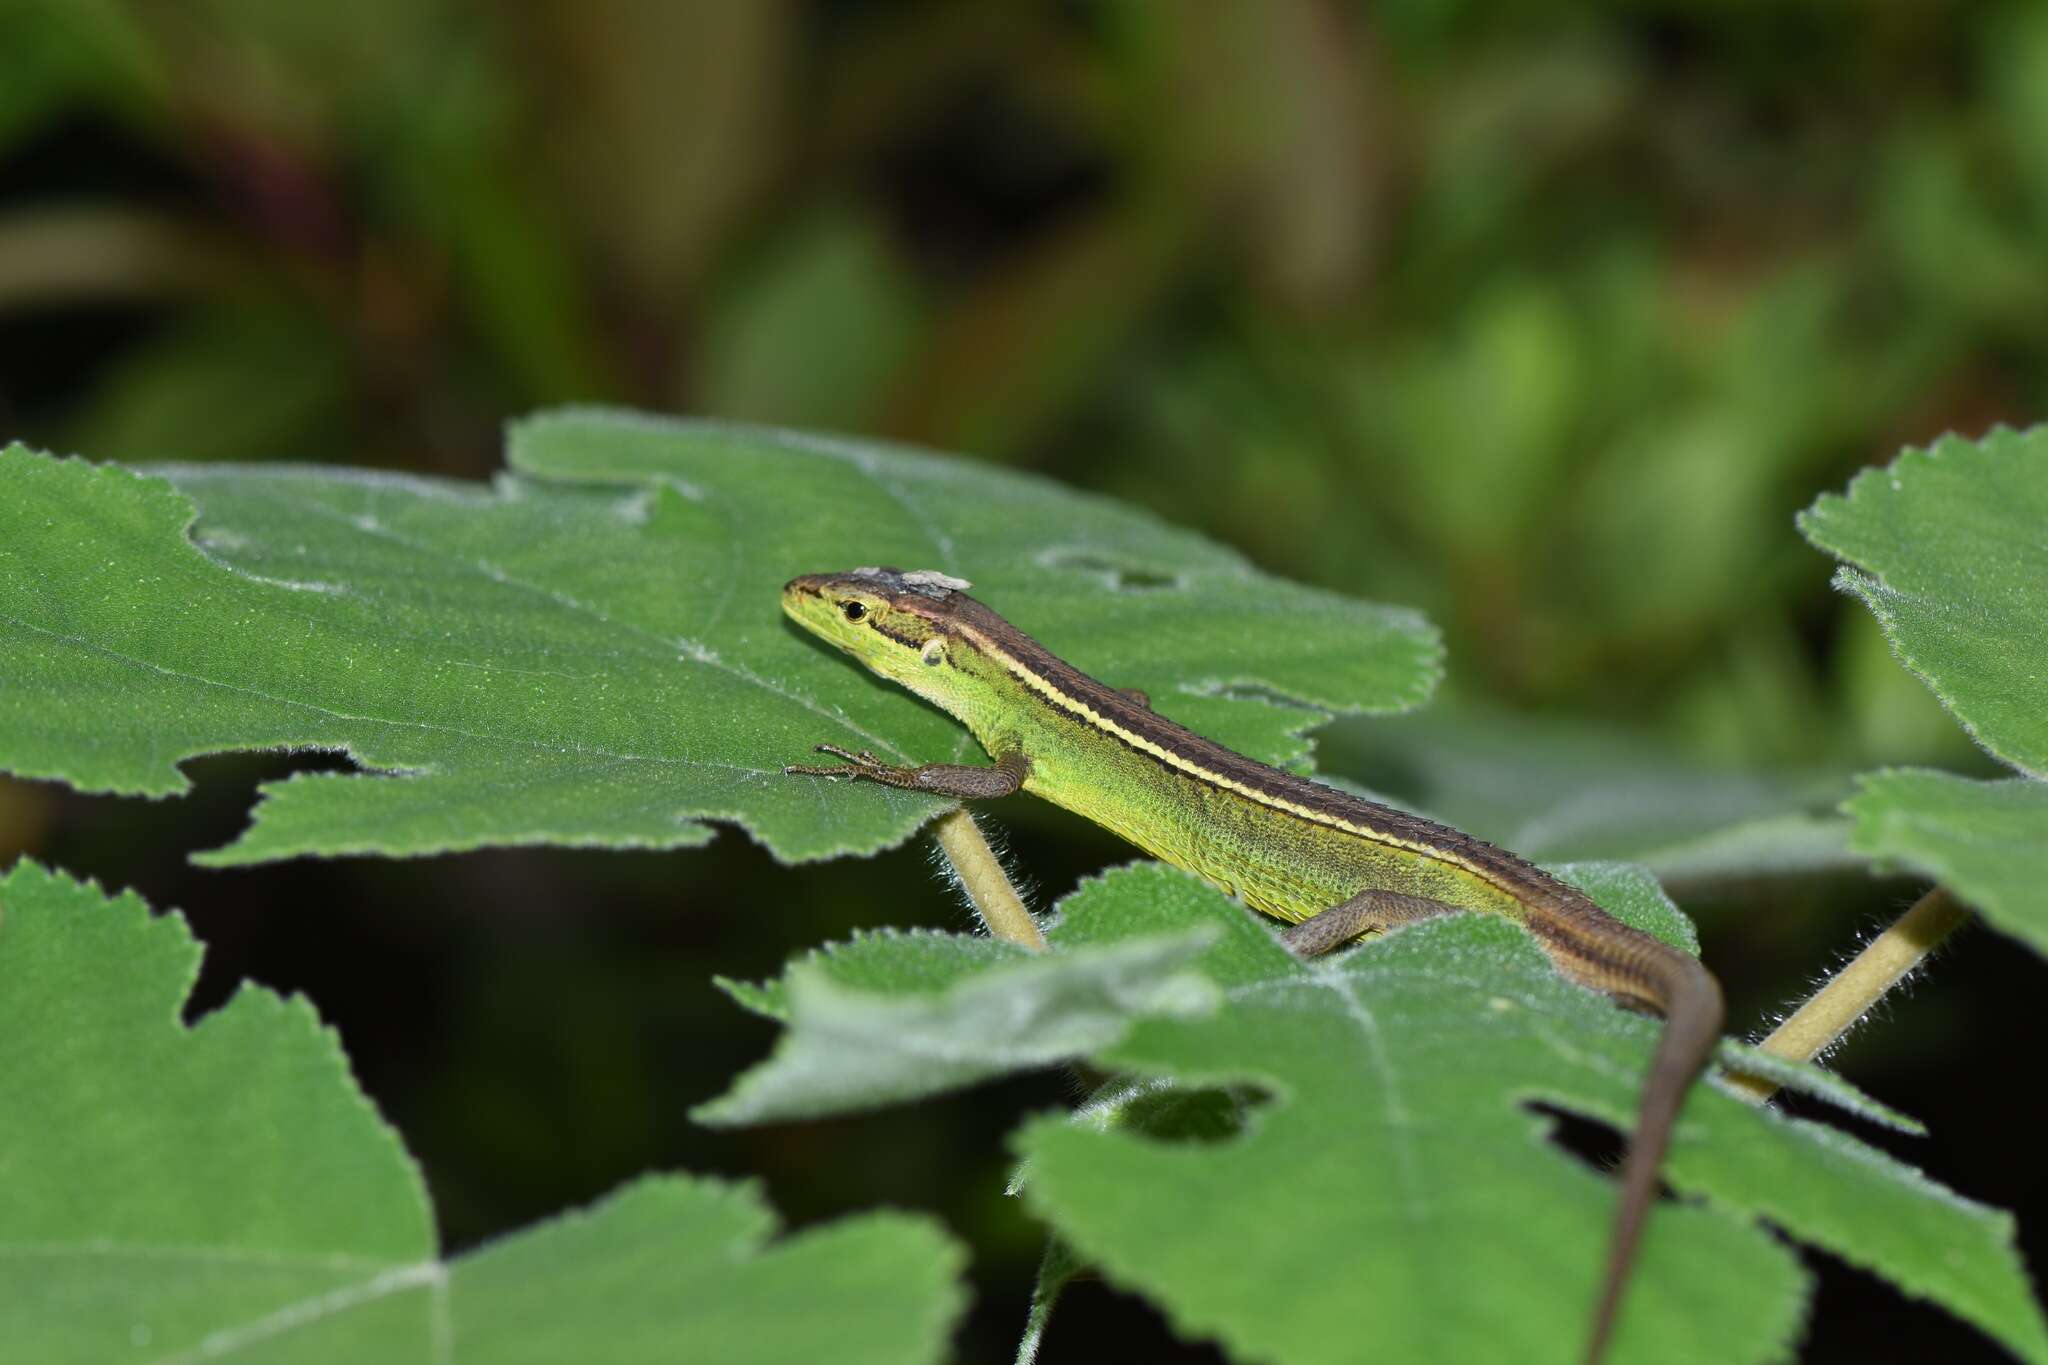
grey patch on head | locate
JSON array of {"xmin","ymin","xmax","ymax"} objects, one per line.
[
  {"xmin": 901, "ymin": 568, "xmax": 972, "ymax": 595},
  {"xmin": 849, "ymin": 566, "xmax": 972, "ymax": 598}
]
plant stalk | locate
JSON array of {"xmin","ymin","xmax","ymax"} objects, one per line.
[
  {"xmin": 931, "ymin": 808, "xmax": 1045, "ymax": 950},
  {"xmin": 1726, "ymin": 885, "xmax": 1968, "ymax": 1104}
]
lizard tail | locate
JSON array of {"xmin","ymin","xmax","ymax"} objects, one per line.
[{"xmin": 1582, "ymin": 945, "xmax": 1725, "ymax": 1364}]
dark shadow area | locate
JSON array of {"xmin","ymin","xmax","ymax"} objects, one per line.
[{"xmin": 1032, "ymin": 1278, "xmax": 1233, "ymax": 1364}]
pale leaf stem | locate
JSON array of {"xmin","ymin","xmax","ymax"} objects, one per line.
[
  {"xmin": 1726, "ymin": 885, "xmax": 1968, "ymax": 1104},
  {"xmin": 931, "ymin": 808, "xmax": 1045, "ymax": 951}
]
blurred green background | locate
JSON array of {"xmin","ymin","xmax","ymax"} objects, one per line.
[{"xmin": 2, "ymin": 2, "xmax": 2042, "ymax": 1359}]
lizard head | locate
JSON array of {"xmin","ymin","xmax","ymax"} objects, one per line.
[{"xmin": 782, "ymin": 566, "xmax": 981, "ymax": 702}]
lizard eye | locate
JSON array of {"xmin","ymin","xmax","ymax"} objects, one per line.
[{"xmin": 840, "ymin": 600, "xmax": 867, "ymax": 622}]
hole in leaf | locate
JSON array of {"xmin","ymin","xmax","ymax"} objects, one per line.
[
  {"xmin": 186, "ymin": 746, "xmax": 364, "ymax": 787},
  {"xmin": 1189, "ymin": 681, "xmax": 1329, "ymax": 713},
  {"xmin": 1086, "ymin": 1080, "xmax": 1271, "ymax": 1146},
  {"xmin": 1527, "ymin": 1099, "xmax": 1642, "ymax": 1187},
  {"xmin": 1038, "ymin": 550, "xmax": 1181, "ymax": 592}
]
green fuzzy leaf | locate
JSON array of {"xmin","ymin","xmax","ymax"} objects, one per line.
[
  {"xmin": 1711, "ymin": 1041, "xmax": 1925, "ymax": 1135},
  {"xmin": 708, "ymin": 861, "xmax": 2047, "ymax": 1364},
  {"xmin": 0, "ymin": 858, "xmax": 434, "ymax": 1358},
  {"xmin": 717, "ymin": 926, "xmax": 1035, "ymax": 1023},
  {"xmin": 1803, "ymin": 429, "xmax": 2048, "ymax": 944},
  {"xmin": 0, "ymin": 859, "xmax": 965, "ymax": 1363},
  {"xmin": 696, "ymin": 925, "xmax": 1220, "ymax": 1124},
  {"xmin": 1799, "ymin": 425, "xmax": 2048, "ymax": 778},
  {"xmin": 446, "ymin": 1177, "xmax": 963, "ymax": 1365},
  {"xmin": 1846, "ymin": 768, "xmax": 2048, "ymax": 954},
  {"xmin": 0, "ymin": 411, "xmax": 1437, "ymax": 864}
]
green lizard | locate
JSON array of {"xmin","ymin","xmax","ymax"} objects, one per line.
[{"xmin": 781, "ymin": 566, "xmax": 1724, "ymax": 1365}]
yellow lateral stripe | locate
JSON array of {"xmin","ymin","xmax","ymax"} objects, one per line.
[{"xmin": 953, "ymin": 619, "xmax": 1522, "ymax": 899}]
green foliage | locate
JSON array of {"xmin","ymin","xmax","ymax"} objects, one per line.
[
  {"xmin": 704, "ymin": 862, "xmax": 2047, "ymax": 1365},
  {"xmin": 9, "ymin": 3, "xmax": 2048, "ymax": 1355},
  {"xmin": 1801, "ymin": 427, "xmax": 2048, "ymax": 778},
  {"xmin": 66, "ymin": 306, "xmax": 354, "ymax": 468},
  {"xmin": 1802, "ymin": 427, "xmax": 2048, "ymax": 948},
  {"xmin": 450, "ymin": 1179, "xmax": 963, "ymax": 1365},
  {"xmin": 1319, "ymin": 703, "xmax": 1857, "ymax": 885},
  {"xmin": 1025, "ymin": 866, "xmax": 2043, "ymax": 1364},
  {"xmin": 0, "ymin": 859, "xmax": 965, "ymax": 1364},
  {"xmin": 1846, "ymin": 771, "xmax": 2048, "ymax": 955},
  {"xmin": 9, "ymin": 0, "xmax": 2048, "ymax": 779},
  {"xmin": 701, "ymin": 210, "xmax": 926, "ymax": 433},
  {"xmin": 0, "ymin": 857, "xmax": 432, "ymax": 1358},
  {"xmin": 0, "ymin": 415, "xmax": 1434, "ymax": 864},
  {"xmin": 698, "ymin": 926, "xmax": 1220, "ymax": 1124},
  {"xmin": 0, "ymin": 7, "xmax": 2014, "ymax": 717},
  {"xmin": 4, "ymin": 411, "xmax": 2045, "ymax": 1361}
]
